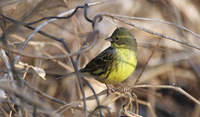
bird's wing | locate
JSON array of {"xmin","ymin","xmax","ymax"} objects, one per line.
[{"xmin": 80, "ymin": 47, "xmax": 116, "ymax": 75}]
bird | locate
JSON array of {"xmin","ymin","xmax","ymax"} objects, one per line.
[
  {"xmin": 57, "ymin": 27, "xmax": 137, "ymax": 88},
  {"xmin": 79, "ymin": 27, "xmax": 137, "ymax": 85}
]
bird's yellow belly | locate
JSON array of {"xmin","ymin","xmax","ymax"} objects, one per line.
[{"xmin": 100, "ymin": 49, "xmax": 137, "ymax": 84}]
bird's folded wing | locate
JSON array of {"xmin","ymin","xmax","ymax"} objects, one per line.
[{"xmin": 80, "ymin": 47, "xmax": 116, "ymax": 75}]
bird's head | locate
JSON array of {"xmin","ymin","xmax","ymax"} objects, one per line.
[{"xmin": 106, "ymin": 27, "xmax": 137, "ymax": 51}]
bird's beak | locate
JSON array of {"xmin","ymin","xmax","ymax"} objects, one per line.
[{"xmin": 105, "ymin": 37, "xmax": 113, "ymax": 42}]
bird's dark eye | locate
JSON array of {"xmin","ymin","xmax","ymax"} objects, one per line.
[{"xmin": 115, "ymin": 37, "xmax": 119, "ymax": 40}]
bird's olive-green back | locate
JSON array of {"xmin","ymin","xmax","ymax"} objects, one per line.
[{"xmin": 110, "ymin": 27, "xmax": 137, "ymax": 52}]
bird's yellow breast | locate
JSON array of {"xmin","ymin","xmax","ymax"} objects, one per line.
[{"xmin": 99, "ymin": 48, "xmax": 137, "ymax": 84}]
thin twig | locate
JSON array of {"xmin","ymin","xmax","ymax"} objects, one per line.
[
  {"xmin": 101, "ymin": 13, "xmax": 200, "ymax": 50},
  {"xmin": 11, "ymin": 0, "xmax": 108, "ymax": 64},
  {"xmin": 135, "ymin": 38, "xmax": 162, "ymax": 84},
  {"xmin": 23, "ymin": 79, "xmax": 67, "ymax": 105},
  {"xmin": 0, "ymin": 49, "xmax": 14, "ymax": 80},
  {"xmin": 1, "ymin": 34, "xmax": 97, "ymax": 59},
  {"xmin": 132, "ymin": 85, "xmax": 200, "ymax": 106},
  {"xmin": 112, "ymin": 14, "xmax": 200, "ymax": 39}
]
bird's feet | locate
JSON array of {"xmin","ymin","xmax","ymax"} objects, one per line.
[
  {"xmin": 119, "ymin": 83, "xmax": 129, "ymax": 94},
  {"xmin": 105, "ymin": 84, "xmax": 115, "ymax": 96}
]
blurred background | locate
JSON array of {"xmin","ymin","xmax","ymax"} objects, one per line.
[{"xmin": 0, "ymin": 0, "xmax": 200, "ymax": 117}]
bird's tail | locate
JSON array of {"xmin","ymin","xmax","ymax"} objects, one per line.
[{"xmin": 56, "ymin": 71, "xmax": 77, "ymax": 80}]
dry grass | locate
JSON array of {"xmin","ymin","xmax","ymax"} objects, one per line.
[{"xmin": 0, "ymin": 0, "xmax": 200, "ymax": 117}]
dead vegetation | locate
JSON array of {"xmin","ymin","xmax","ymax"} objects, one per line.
[{"xmin": 0, "ymin": 0, "xmax": 200, "ymax": 117}]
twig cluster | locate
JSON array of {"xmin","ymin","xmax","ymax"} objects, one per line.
[{"xmin": 0, "ymin": 0, "xmax": 200, "ymax": 117}]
